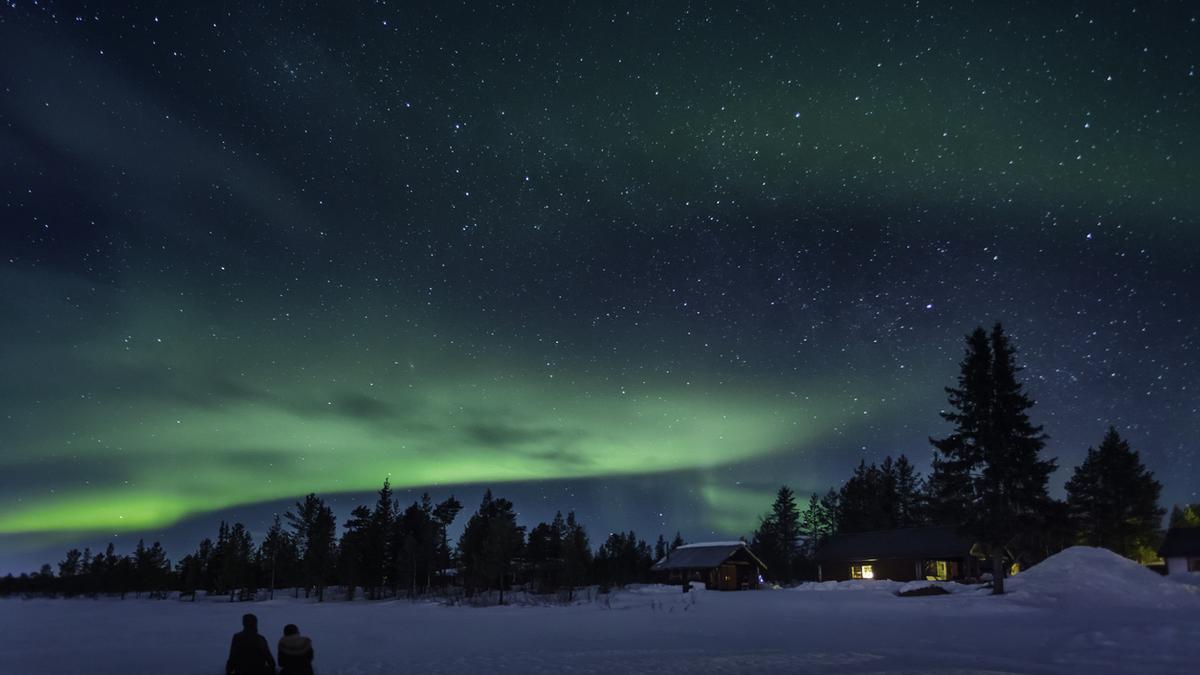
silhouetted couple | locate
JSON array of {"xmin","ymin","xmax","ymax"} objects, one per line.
[{"xmin": 226, "ymin": 613, "xmax": 315, "ymax": 675}]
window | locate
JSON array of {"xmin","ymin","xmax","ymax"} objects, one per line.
[
  {"xmin": 850, "ymin": 564, "xmax": 874, "ymax": 580},
  {"xmin": 923, "ymin": 560, "xmax": 959, "ymax": 581},
  {"xmin": 1189, "ymin": 558, "xmax": 1200, "ymax": 573}
]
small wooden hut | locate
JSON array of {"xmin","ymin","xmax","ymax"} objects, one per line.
[{"xmin": 651, "ymin": 541, "xmax": 766, "ymax": 591}]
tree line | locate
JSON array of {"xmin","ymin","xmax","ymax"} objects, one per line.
[
  {"xmin": 1, "ymin": 481, "xmax": 687, "ymax": 602},
  {"xmin": 751, "ymin": 324, "xmax": 1187, "ymax": 593}
]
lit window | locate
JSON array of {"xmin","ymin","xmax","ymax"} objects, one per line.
[
  {"xmin": 851, "ymin": 564, "xmax": 874, "ymax": 579},
  {"xmin": 924, "ymin": 560, "xmax": 959, "ymax": 581}
]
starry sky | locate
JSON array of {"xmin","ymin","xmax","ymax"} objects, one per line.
[{"xmin": 1, "ymin": 1, "xmax": 1197, "ymax": 572}]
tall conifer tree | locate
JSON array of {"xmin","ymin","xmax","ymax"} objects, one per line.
[
  {"xmin": 752, "ymin": 486, "xmax": 802, "ymax": 582},
  {"xmin": 928, "ymin": 328, "xmax": 992, "ymax": 525},
  {"xmin": 930, "ymin": 324, "xmax": 1055, "ymax": 594}
]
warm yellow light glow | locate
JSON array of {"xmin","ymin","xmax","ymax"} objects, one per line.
[{"xmin": 861, "ymin": 565, "xmax": 874, "ymax": 579}]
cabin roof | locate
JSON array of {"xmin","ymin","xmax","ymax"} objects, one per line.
[
  {"xmin": 1158, "ymin": 527, "xmax": 1200, "ymax": 557},
  {"xmin": 813, "ymin": 525, "xmax": 973, "ymax": 562},
  {"xmin": 652, "ymin": 541, "xmax": 767, "ymax": 571},
  {"xmin": 676, "ymin": 540, "xmax": 744, "ymax": 549}
]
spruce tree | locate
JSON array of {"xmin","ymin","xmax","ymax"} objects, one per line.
[
  {"xmin": 218, "ymin": 524, "xmax": 254, "ymax": 601},
  {"xmin": 430, "ymin": 495, "xmax": 463, "ymax": 590},
  {"xmin": 671, "ymin": 531, "xmax": 685, "ymax": 550},
  {"xmin": 338, "ymin": 505, "xmax": 373, "ymax": 599},
  {"xmin": 928, "ymin": 327, "xmax": 992, "ymax": 525},
  {"xmin": 893, "ymin": 455, "xmax": 926, "ymax": 527},
  {"xmin": 837, "ymin": 461, "xmax": 891, "ymax": 532},
  {"xmin": 654, "ymin": 534, "xmax": 668, "ymax": 562},
  {"xmin": 1065, "ymin": 427, "xmax": 1165, "ymax": 560},
  {"xmin": 932, "ymin": 324, "xmax": 1055, "ymax": 594},
  {"xmin": 594, "ymin": 531, "xmax": 653, "ymax": 588},
  {"xmin": 561, "ymin": 511, "xmax": 591, "ymax": 600},
  {"xmin": 752, "ymin": 486, "xmax": 801, "ymax": 582},
  {"xmin": 978, "ymin": 324, "xmax": 1055, "ymax": 593},
  {"xmin": 457, "ymin": 490, "xmax": 525, "ymax": 603},
  {"xmin": 363, "ymin": 478, "xmax": 396, "ymax": 598},
  {"xmin": 286, "ymin": 493, "xmax": 337, "ymax": 601},
  {"xmin": 257, "ymin": 515, "xmax": 296, "ymax": 599},
  {"xmin": 799, "ymin": 492, "xmax": 837, "ymax": 557}
]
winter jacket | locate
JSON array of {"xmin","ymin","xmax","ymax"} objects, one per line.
[
  {"xmin": 226, "ymin": 629, "xmax": 276, "ymax": 675},
  {"xmin": 277, "ymin": 633, "xmax": 314, "ymax": 675}
]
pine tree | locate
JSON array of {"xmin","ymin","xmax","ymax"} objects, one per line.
[
  {"xmin": 561, "ymin": 511, "xmax": 591, "ymax": 600},
  {"xmin": 752, "ymin": 486, "xmax": 802, "ymax": 583},
  {"xmin": 57, "ymin": 549, "xmax": 82, "ymax": 597},
  {"xmin": 978, "ymin": 324, "xmax": 1055, "ymax": 593},
  {"xmin": 430, "ymin": 495, "xmax": 463, "ymax": 590},
  {"xmin": 257, "ymin": 515, "xmax": 296, "ymax": 599},
  {"xmin": 837, "ymin": 461, "xmax": 892, "ymax": 532},
  {"xmin": 210, "ymin": 523, "xmax": 229, "ymax": 594},
  {"xmin": 194, "ymin": 537, "xmax": 216, "ymax": 595},
  {"xmin": 799, "ymin": 492, "xmax": 837, "ymax": 557},
  {"xmin": 286, "ymin": 493, "xmax": 337, "ymax": 601},
  {"xmin": 526, "ymin": 512, "xmax": 566, "ymax": 592},
  {"xmin": 594, "ymin": 531, "xmax": 653, "ymax": 588},
  {"xmin": 653, "ymin": 534, "xmax": 668, "ymax": 562},
  {"xmin": 834, "ymin": 456, "xmax": 928, "ymax": 532},
  {"xmin": 394, "ymin": 496, "xmax": 440, "ymax": 597},
  {"xmin": 457, "ymin": 490, "xmax": 525, "ymax": 603},
  {"xmin": 130, "ymin": 538, "xmax": 168, "ymax": 595},
  {"xmin": 928, "ymin": 327, "xmax": 992, "ymax": 525},
  {"xmin": 671, "ymin": 531, "xmax": 685, "ymax": 550},
  {"xmin": 338, "ymin": 505, "xmax": 373, "ymax": 600},
  {"xmin": 1066, "ymin": 427, "xmax": 1165, "ymax": 560},
  {"xmin": 218, "ymin": 524, "xmax": 254, "ymax": 601},
  {"xmin": 133, "ymin": 539, "xmax": 150, "ymax": 598},
  {"xmin": 819, "ymin": 490, "xmax": 841, "ymax": 535},
  {"xmin": 366, "ymin": 478, "xmax": 397, "ymax": 597},
  {"xmin": 144, "ymin": 541, "xmax": 170, "ymax": 597},
  {"xmin": 932, "ymin": 324, "xmax": 1055, "ymax": 594},
  {"xmin": 893, "ymin": 455, "xmax": 927, "ymax": 527}
]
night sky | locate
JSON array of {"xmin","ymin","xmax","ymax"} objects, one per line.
[{"xmin": 2, "ymin": 1, "xmax": 1197, "ymax": 572}]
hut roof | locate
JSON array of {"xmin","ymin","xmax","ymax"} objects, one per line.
[
  {"xmin": 813, "ymin": 525, "xmax": 973, "ymax": 562},
  {"xmin": 1158, "ymin": 527, "xmax": 1200, "ymax": 557},
  {"xmin": 652, "ymin": 541, "xmax": 767, "ymax": 571}
]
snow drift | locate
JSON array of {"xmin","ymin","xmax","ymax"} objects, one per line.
[{"xmin": 1008, "ymin": 546, "xmax": 1199, "ymax": 608}]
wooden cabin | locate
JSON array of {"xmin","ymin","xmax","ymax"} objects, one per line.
[
  {"xmin": 652, "ymin": 541, "xmax": 767, "ymax": 591},
  {"xmin": 1158, "ymin": 527, "xmax": 1200, "ymax": 576},
  {"xmin": 813, "ymin": 525, "xmax": 981, "ymax": 582}
]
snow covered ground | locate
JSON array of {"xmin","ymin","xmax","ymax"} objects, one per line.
[{"xmin": 2, "ymin": 547, "xmax": 1197, "ymax": 674}]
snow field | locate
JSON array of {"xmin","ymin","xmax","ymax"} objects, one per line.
[{"xmin": 1, "ymin": 547, "xmax": 1197, "ymax": 674}]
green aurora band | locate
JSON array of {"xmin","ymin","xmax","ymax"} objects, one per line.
[{"xmin": 0, "ymin": 287, "xmax": 905, "ymax": 535}]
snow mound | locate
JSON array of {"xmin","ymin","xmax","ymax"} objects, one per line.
[
  {"xmin": 896, "ymin": 580, "xmax": 958, "ymax": 595},
  {"xmin": 794, "ymin": 579, "xmax": 906, "ymax": 592},
  {"xmin": 1008, "ymin": 546, "xmax": 1200, "ymax": 608}
]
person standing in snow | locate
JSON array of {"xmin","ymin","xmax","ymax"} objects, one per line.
[
  {"xmin": 226, "ymin": 613, "xmax": 276, "ymax": 675},
  {"xmin": 277, "ymin": 623, "xmax": 314, "ymax": 675}
]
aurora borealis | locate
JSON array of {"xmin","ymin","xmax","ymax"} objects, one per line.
[{"xmin": 1, "ymin": 2, "xmax": 1198, "ymax": 571}]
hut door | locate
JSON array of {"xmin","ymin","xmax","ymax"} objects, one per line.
[{"xmin": 718, "ymin": 563, "xmax": 738, "ymax": 590}]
